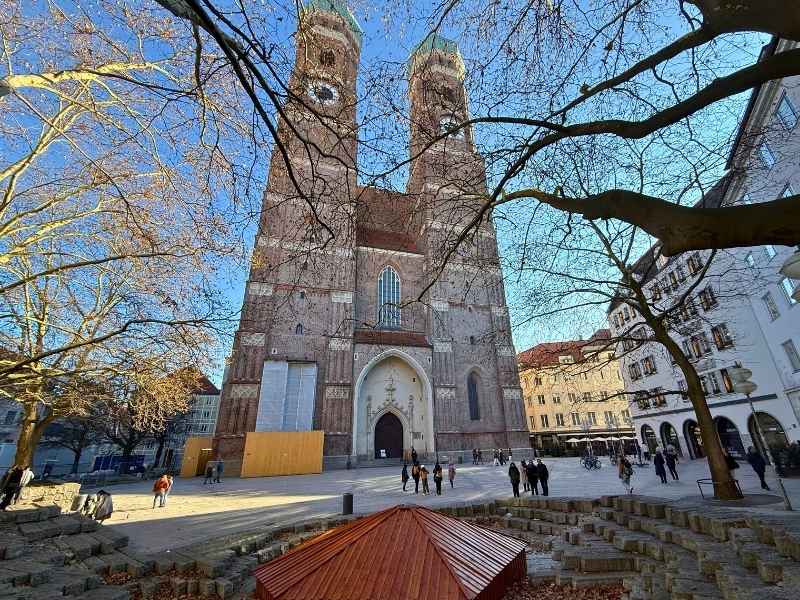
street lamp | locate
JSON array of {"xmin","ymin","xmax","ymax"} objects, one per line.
[{"xmin": 728, "ymin": 366, "xmax": 793, "ymax": 510}]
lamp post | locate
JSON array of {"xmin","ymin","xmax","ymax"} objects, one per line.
[{"xmin": 729, "ymin": 366, "xmax": 793, "ymax": 510}]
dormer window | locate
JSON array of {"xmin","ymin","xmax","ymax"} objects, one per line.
[{"xmin": 439, "ymin": 115, "xmax": 465, "ymax": 139}]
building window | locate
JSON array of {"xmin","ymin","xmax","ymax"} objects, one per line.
[
  {"xmin": 469, "ymin": 335, "xmax": 475, "ymax": 345},
  {"xmin": 745, "ymin": 253, "xmax": 755, "ymax": 269},
  {"xmin": 690, "ymin": 332, "xmax": 711, "ymax": 357},
  {"xmin": 781, "ymin": 277, "xmax": 798, "ymax": 305},
  {"xmin": 529, "ymin": 416, "xmax": 536, "ymax": 429},
  {"xmin": 708, "ymin": 371, "xmax": 721, "ymax": 394},
  {"xmin": 586, "ymin": 412, "xmax": 597, "ymax": 425},
  {"xmin": 582, "ymin": 391, "xmax": 592, "ymax": 402},
  {"xmin": 760, "ymin": 142, "xmax": 776, "ymax": 168},
  {"xmin": 642, "ymin": 355, "xmax": 657, "ymax": 375},
  {"xmin": 4, "ymin": 410, "xmax": 17, "ymax": 425},
  {"xmin": 720, "ymin": 368, "xmax": 734, "ymax": 393},
  {"xmin": 783, "ymin": 340, "xmax": 800, "ymax": 372},
  {"xmin": 571, "ymin": 412, "xmax": 580, "ymax": 426},
  {"xmin": 687, "ymin": 252, "xmax": 703, "ymax": 275},
  {"xmin": 526, "ymin": 397, "xmax": 533, "ymax": 408},
  {"xmin": 677, "ymin": 379, "xmax": 688, "ymax": 400},
  {"xmin": 537, "ymin": 394, "xmax": 546, "ymax": 405},
  {"xmin": 764, "ymin": 245, "xmax": 777, "ymax": 260},
  {"xmin": 668, "ymin": 271, "xmax": 679, "ymax": 291},
  {"xmin": 699, "ymin": 287, "xmax": 718, "ymax": 311},
  {"xmin": 782, "ymin": 184, "xmax": 795, "ymax": 198},
  {"xmin": 540, "ymin": 414, "xmax": 549, "ymax": 428},
  {"xmin": 628, "ymin": 363, "xmax": 642, "ymax": 381},
  {"xmin": 777, "ymin": 94, "xmax": 798, "ymax": 130},
  {"xmin": 604, "ymin": 410, "xmax": 614, "ymax": 425},
  {"xmin": 467, "ymin": 372, "xmax": 481, "ymax": 420},
  {"xmin": 555, "ymin": 413, "xmax": 565, "ymax": 427},
  {"xmin": 295, "ymin": 323, "xmax": 304, "ymax": 335},
  {"xmin": 676, "ymin": 266, "xmax": 686, "ymax": 282},
  {"xmin": 534, "ymin": 376, "xmax": 542, "ymax": 385},
  {"xmin": 651, "ymin": 388, "xmax": 666, "ymax": 406},
  {"xmin": 568, "ymin": 392, "xmax": 578, "ymax": 403},
  {"xmin": 711, "ymin": 323, "xmax": 734, "ymax": 350},
  {"xmin": 552, "ymin": 395, "xmax": 561, "ymax": 404},
  {"xmin": 621, "ymin": 409, "xmax": 630, "ymax": 419},
  {"xmin": 651, "ymin": 282, "xmax": 662, "ymax": 301},
  {"xmin": 599, "ymin": 390, "xmax": 608, "ymax": 400},
  {"xmin": 377, "ymin": 266, "xmax": 401, "ymax": 328},
  {"xmin": 762, "ymin": 292, "xmax": 780, "ymax": 321},
  {"xmin": 635, "ymin": 391, "xmax": 650, "ymax": 410}
]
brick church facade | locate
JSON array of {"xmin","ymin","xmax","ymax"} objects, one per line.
[{"xmin": 213, "ymin": 0, "xmax": 528, "ymax": 473}]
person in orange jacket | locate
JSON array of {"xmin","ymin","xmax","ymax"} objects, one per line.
[{"xmin": 152, "ymin": 474, "xmax": 170, "ymax": 509}]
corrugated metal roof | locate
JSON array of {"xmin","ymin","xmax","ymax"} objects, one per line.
[{"xmin": 255, "ymin": 505, "xmax": 526, "ymax": 600}]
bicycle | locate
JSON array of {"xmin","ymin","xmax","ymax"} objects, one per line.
[{"xmin": 580, "ymin": 455, "xmax": 602, "ymax": 470}]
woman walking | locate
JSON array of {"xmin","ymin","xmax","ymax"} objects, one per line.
[
  {"xmin": 433, "ymin": 462, "xmax": 443, "ymax": 495},
  {"xmin": 653, "ymin": 450, "xmax": 668, "ymax": 484},
  {"xmin": 665, "ymin": 451, "xmax": 679, "ymax": 481},
  {"xmin": 401, "ymin": 463, "xmax": 409, "ymax": 491},
  {"xmin": 412, "ymin": 463, "xmax": 421, "ymax": 494},
  {"xmin": 447, "ymin": 462, "xmax": 456, "ymax": 488},
  {"xmin": 527, "ymin": 460, "xmax": 539, "ymax": 495},
  {"xmin": 508, "ymin": 462, "xmax": 521, "ymax": 497},
  {"xmin": 520, "ymin": 460, "xmax": 529, "ymax": 492},
  {"xmin": 746, "ymin": 447, "xmax": 770, "ymax": 490},
  {"xmin": 420, "ymin": 465, "xmax": 430, "ymax": 495}
]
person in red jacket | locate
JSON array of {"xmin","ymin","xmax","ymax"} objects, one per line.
[{"xmin": 152, "ymin": 474, "xmax": 170, "ymax": 509}]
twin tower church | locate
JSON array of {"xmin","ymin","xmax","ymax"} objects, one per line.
[{"xmin": 213, "ymin": 0, "xmax": 527, "ymax": 472}]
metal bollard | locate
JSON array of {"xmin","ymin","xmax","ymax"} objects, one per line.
[{"xmin": 342, "ymin": 492, "xmax": 353, "ymax": 515}]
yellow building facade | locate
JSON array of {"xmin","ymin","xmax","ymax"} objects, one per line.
[{"xmin": 517, "ymin": 332, "xmax": 634, "ymax": 453}]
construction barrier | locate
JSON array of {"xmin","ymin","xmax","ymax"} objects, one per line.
[
  {"xmin": 240, "ymin": 430, "xmax": 324, "ymax": 477},
  {"xmin": 179, "ymin": 436, "xmax": 214, "ymax": 478}
]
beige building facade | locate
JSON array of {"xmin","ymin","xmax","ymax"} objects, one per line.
[{"xmin": 518, "ymin": 331, "xmax": 634, "ymax": 453}]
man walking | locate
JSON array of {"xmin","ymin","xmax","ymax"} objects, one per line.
[
  {"xmin": 213, "ymin": 460, "xmax": 223, "ymax": 483},
  {"xmin": 152, "ymin": 474, "xmax": 170, "ymax": 509},
  {"xmin": 401, "ymin": 463, "xmax": 409, "ymax": 491},
  {"xmin": 537, "ymin": 459, "xmax": 549, "ymax": 496},
  {"xmin": 448, "ymin": 462, "xmax": 456, "ymax": 488},
  {"xmin": 665, "ymin": 451, "xmax": 679, "ymax": 481},
  {"xmin": 746, "ymin": 446, "xmax": 770, "ymax": 490},
  {"xmin": 472, "ymin": 449, "xmax": 478, "ymax": 465},
  {"xmin": 433, "ymin": 462, "xmax": 443, "ymax": 495},
  {"xmin": 654, "ymin": 450, "xmax": 668, "ymax": 484},
  {"xmin": 526, "ymin": 460, "xmax": 539, "ymax": 495}
]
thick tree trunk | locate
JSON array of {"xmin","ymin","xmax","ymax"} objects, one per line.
[
  {"xmin": 661, "ymin": 336, "xmax": 742, "ymax": 499},
  {"xmin": 152, "ymin": 437, "xmax": 165, "ymax": 469},
  {"xmin": 13, "ymin": 402, "xmax": 46, "ymax": 468},
  {"xmin": 71, "ymin": 448, "xmax": 83, "ymax": 474}
]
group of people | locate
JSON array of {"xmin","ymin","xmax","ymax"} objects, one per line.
[
  {"xmin": 507, "ymin": 459, "xmax": 549, "ymax": 497},
  {"xmin": 653, "ymin": 444, "xmax": 681, "ymax": 484},
  {"xmin": 202, "ymin": 460, "xmax": 224, "ymax": 484},
  {"xmin": 402, "ymin": 461, "xmax": 456, "ymax": 495},
  {"xmin": 0, "ymin": 464, "xmax": 35, "ymax": 510}
]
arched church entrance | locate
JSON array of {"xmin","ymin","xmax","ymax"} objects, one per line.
[
  {"xmin": 352, "ymin": 349, "xmax": 435, "ymax": 461},
  {"xmin": 374, "ymin": 412, "xmax": 403, "ymax": 459}
]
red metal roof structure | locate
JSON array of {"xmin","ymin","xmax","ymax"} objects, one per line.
[{"xmin": 254, "ymin": 505, "xmax": 527, "ymax": 600}]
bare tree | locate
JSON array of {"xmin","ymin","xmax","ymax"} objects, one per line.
[{"xmin": 41, "ymin": 413, "xmax": 102, "ymax": 474}]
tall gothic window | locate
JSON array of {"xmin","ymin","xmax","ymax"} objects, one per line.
[
  {"xmin": 377, "ymin": 266, "xmax": 401, "ymax": 328},
  {"xmin": 467, "ymin": 372, "xmax": 480, "ymax": 421}
]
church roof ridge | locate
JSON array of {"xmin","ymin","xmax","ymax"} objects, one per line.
[{"xmin": 302, "ymin": 0, "xmax": 363, "ymax": 45}]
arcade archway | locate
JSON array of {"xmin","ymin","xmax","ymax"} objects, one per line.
[
  {"xmin": 683, "ymin": 420, "xmax": 704, "ymax": 459},
  {"xmin": 715, "ymin": 416, "xmax": 744, "ymax": 458}
]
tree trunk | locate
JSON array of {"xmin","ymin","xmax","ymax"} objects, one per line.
[
  {"xmin": 71, "ymin": 448, "xmax": 83, "ymax": 474},
  {"xmin": 662, "ymin": 337, "xmax": 742, "ymax": 500},
  {"xmin": 153, "ymin": 437, "xmax": 165, "ymax": 469},
  {"xmin": 14, "ymin": 402, "xmax": 45, "ymax": 467}
]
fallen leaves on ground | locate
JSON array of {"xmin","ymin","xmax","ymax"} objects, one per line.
[{"xmin": 503, "ymin": 582, "xmax": 624, "ymax": 600}]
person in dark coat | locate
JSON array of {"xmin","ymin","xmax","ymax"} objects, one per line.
[
  {"xmin": 472, "ymin": 449, "xmax": 478, "ymax": 465},
  {"xmin": 411, "ymin": 447, "xmax": 418, "ymax": 465},
  {"xmin": 0, "ymin": 466, "xmax": 23, "ymax": 510},
  {"xmin": 508, "ymin": 462, "xmax": 521, "ymax": 497},
  {"xmin": 433, "ymin": 462, "xmax": 443, "ymax": 495},
  {"xmin": 420, "ymin": 465, "xmax": 430, "ymax": 495},
  {"xmin": 499, "ymin": 450, "xmax": 506, "ymax": 466},
  {"xmin": 526, "ymin": 460, "xmax": 539, "ymax": 495},
  {"xmin": 203, "ymin": 462, "xmax": 214, "ymax": 484},
  {"xmin": 653, "ymin": 450, "xmax": 668, "ymax": 484},
  {"xmin": 746, "ymin": 446, "xmax": 770, "ymax": 490},
  {"xmin": 724, "ymin": 450, "xmax": 740, "ymax": 472},
  {"xmin": 401, "ymin": 464, "xmax": 409, "ymax": 491},
  {"xmin": 537, "ymin": 459, "xmax": 549, "ymax": 496},
  {"xmin": 411, "ymin": 463, "xmax": 421, "ymax": 494},
  {"xmin": 665, "ymin": 451, "xmax": 679, "ymax": 480}
]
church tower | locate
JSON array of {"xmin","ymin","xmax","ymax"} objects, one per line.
[{"xmin": 214, "ymin": 0, "xmax": 363, "ymax": 474}]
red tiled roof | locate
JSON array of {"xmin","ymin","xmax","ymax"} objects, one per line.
[
  {"xmin": 254, "ymin": 505, "xmax": 527, "ymax": 600},
  {"xmin": 353, "ymin": 329, "xmax": 431, "ymax": 348},
  {"xmin": 517, "ymin": 328, "xmax": 612, "ymax": 369}
]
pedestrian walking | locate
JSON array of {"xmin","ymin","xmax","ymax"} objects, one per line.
[
  {"xmin": 653, "ymin": 450, "xmax": 668, "ymax": 484},
  {"xmin": 520, "ymin": 460, "xmax": 529, "ymax": 492},
  {"xmin": 537, "ymin": 459, "xmax": 549, "ymax": 496},
  {"xmin": 724, "ymin": 449, "xmax": 740, "ymax": 473},
  {"xmin": 13, "ymin": 465, "xmax": 34, "ymax": 504},
  {"xmin": 508, "ymin": 462, "xmax": 521, "ymax": 497},
  {"xmin": 213, "ymin": 460, "xmax": 223, "ymax": 483},
  {"xmin": 420, "ymin": 465, "xmax": 430, "ymax": 495},
  {"xmin": 493, "ymin": 450, "xmax": 500, "ymax": 466},
  {"xmin": 746, "ymin": 446, "xmax": 770, "ymax": 490},
  {"xmin": 472, "ymin": 449, "xmax": 478, "ymax": 465},
  {"xmin": 433, "ymin": 462, "xmax": 443, "ymax": 495},
  {"xmin": 401, "ymin": 463, "xmax": 409, "ymax": 491},
  {"xmin": 527, "ymin": 460, "xmax": 539, "ymax": 495},
  {"xmin": 152, "ymin": 474, "xmax": 170, "ymax": 509},
  {"xmin": 448, "ymin": 462, "xmax": 456, "ymax": 488},
  {"xmin": 203, "ymin": 462, "xmax": 214, "ymax": 484},
  {"xmin": 411, "ymin": 447, "xmax": 418, "ymax": 465},
  {"xmin": 665, "ymin": 452, "xmax": 679, "ymax": 481},
  {"xmin": 0, "ymin": 466, "xmax": 23, "ymax": 510},
  {"xmin": 619, "ymin": 455, "xmax": 634, "ymax": 494},
  {"xmin": 499, "ymin": 450, "xmax": 506, "ymax": 466},
  {"xmin": 412, "ymin": 463, "xmax": 421, "ymax": 493}
]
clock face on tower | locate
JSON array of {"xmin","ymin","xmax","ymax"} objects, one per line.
[{"xmin": 308, "ymin": 81, "xmax": 339, "ymax": 106}]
